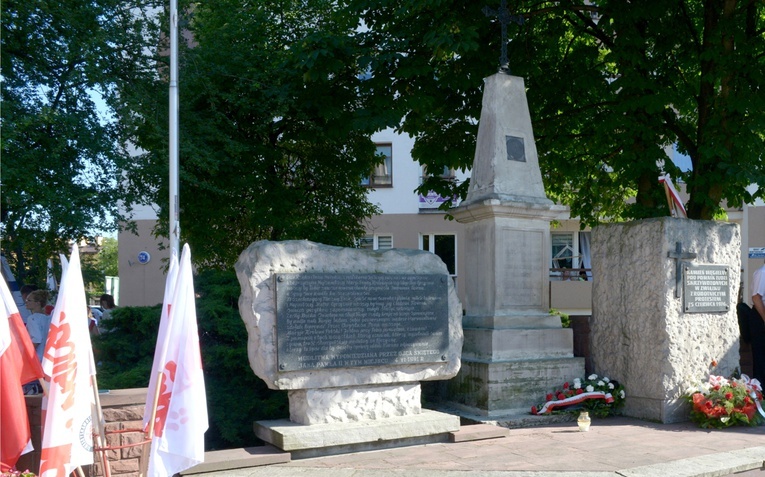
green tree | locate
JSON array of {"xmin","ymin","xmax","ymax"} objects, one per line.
[
  {"xmin": 1, "ymin": 0, "xmax": 160, "ymax": 285},
  {"xmin": 354, "ymin": 0, "xmax": 765, "ymax": 224},
  {"xmin": 118, "ymin": 0, "xmax": 384, "ymax": 268}
]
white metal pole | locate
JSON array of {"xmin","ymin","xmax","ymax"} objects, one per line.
[{"xmin": 169, "ymin": 0, "xmax": 180, "ymax": 254}]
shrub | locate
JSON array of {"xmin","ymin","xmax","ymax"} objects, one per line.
[{"xmin": 94, "ymin": 269, "xmax": 288, "ymax": 450}]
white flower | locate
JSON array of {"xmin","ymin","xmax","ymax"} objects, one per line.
[
  {"xmin": 619, "ymin": 390, "xmax": 625, "ymax": 398},
  {"xmin": 588, "ymin": 374, "xmax": 598, "ymax": 380},
  {"xmin": 597, "ymin": 380, "xmax": 605, "ymax": 387},
  {"xmin": 573, "ymin": 382, "xmax": 581, "ymax": 389},
  {"xmin": 586, "ymin": 385, "xmax": 595, "ymax": 393},
  {"xmin": 603, "ymin": 377, "xmax": 610, "ymax": 383},
  {"xmin": 608, "ymin": 382, "xmax": 615, "ymax": 390}
]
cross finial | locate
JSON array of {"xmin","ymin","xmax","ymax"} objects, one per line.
[{"xmin": 482, "ymin": 0, "xmax": 524, "ymax": 74}]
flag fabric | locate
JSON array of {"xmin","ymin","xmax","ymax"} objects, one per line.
[
  {"xmin": 39, "ymin": 245, "xmax": 97, "ymax": 477},
  {"xmin": 143, "ymin": 248, "xmax": 179, "ymax": 430},
  {"xmin": 145, "ymin": 244, "xmax": 207, "ymax": 477},
  {"xmin": 0, "ymin": 275, "xmax": 45, "ymax": 471},
  {"xmin": 658, "ymin": 174, "xmax": 687, "ymax": 218}
]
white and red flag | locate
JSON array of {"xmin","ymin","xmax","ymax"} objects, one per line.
[
  {"xmin": 38, "ymin": 244, "xmax": 97, "ymax": 477},
  {"xmin": 659, "ymin": 174, "xmax": 687, "ymax": 218},
  {"xmin": 0, "ymin": 274, "xmax": 45, "ymax": 471},
  {"xmin": 143, "ymin": 248, "xmax": 179, "ymax": 429},
  {"xmin": 145, "ymin": 244, "xmax": 207, "ymax": 477}
]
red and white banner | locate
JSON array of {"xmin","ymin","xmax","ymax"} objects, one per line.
[
  {"xmin": 0, "ymin": 275, "xmax": 45, "ymax": 471},
  {"xmin": 533, "ymin": 391, "xmax": 614, "ymax": 415},
  {"xmin": 659, "ymin": 174, "xmax": 687, "ymax": 218},
  {"xmin": 145, "ymin": 244, "xmax": 207, "ymax": 477},
  {"xmin": 143, "ymin": 249, "xmax": 179, "ymax": 430},
  {"xmin": 39, "ymin": 245, "xmax": 97, "ymax": 477}
]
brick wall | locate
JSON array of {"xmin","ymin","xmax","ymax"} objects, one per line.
[{"xmin": 17, "ymin": 388, "xmax": 148, "ymax": 477}]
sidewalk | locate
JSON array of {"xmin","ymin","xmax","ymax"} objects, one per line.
[{"xmin": 189, "ymin": 416, "xmax": 765, "ymax": 477}]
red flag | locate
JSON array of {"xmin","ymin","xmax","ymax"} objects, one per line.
[
  {"xmin": 146, "ymin": 244, "xmax": 207, "ymax": 476},
  {"xmin": 39, "ymin": 245, "xmax": 97, "ymax": 477},
  {"xmin": 1, "ymin": 273, "xmax": 45, "ymax": 470}
]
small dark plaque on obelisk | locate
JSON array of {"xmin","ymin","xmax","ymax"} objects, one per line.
[{"xmin": 506, "ymin": 135, "xmax": 526, "ymax": 162}]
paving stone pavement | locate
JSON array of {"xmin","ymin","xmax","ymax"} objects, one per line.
[{"xmin": 190, "ymin": 416, "xmax": 765, "ymax": 477}]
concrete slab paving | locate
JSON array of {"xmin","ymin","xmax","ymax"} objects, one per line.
[{"xmin": 189, "ymin": 416, "xmax": 765, "ymax": 477}]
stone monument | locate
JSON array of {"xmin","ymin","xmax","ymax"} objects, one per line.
[
  {"xmin": 447, "ymin": 70, "xmax": 584, "ymax": 417},
  {"xmin": 591, "ymin": 217, "xmax": 741, "ymax": 423},
  {"xmin": 235, "ymin": 240, "xmax": 463, "ymax": 457}
]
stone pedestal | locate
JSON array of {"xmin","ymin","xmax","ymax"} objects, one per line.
[
  {"xmin": 446, "ymin": 73, "xmax": 584, "ymax": 416},
  {"xmin": 236, "ymin": 240, "xmax": 463, "ymax": 455},
  {"xmin": 591, "ymin": 217, "xmax": 741, "ymax": 423}
]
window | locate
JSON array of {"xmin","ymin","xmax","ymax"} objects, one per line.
[
  {"xmin": 362, "ymin": 144, "xmax": 393, "ymax": 187},
  {"xmin": 420, "ymin": 234, "xmax": 456, "ymax": 276},
  {"xmin": 359, "ymin": 235, "xmax": 392, "ymax": 250},
  {"xmin": 551, "ymin": 232, "xmax": 592, "ymax": 280},
  {"xmin": 421, "ymin": 165, "xmax": 456, "ymax": 180},
  {"xmin": 552, "ymin": 233, "xmax": 575, "ymax": 271}
]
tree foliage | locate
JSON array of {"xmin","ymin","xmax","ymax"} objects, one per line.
[
  {"xmin": 353, "ymin": 0, "xmax": 765, "ymax": 224},
  {"xmin": 118, "ymin": 0, "xmax": 384, "ymax": 268},
  {"xmin": 0, "ymin": 0, "xmax": 160, "ymax": 285},
  {"xmin": 95, "ymin": 270, "xmax": 288, "ymax": 450}
]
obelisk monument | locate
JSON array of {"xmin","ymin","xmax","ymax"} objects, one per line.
[{"xmin": 448, "ymin": 20, "xmax": 584, "ymax": 416}]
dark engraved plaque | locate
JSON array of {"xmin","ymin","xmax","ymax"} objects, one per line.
[
  {"xmin": 506, "ymin": 135, "xmax": 526, "ymax": 162},
  {"xmin": 683, "ymin": 264, "xmax": 730, "ymax": 313},
  {"xmin": 275, "ymin": 273, "xmax": 449, "ymax": 371}
]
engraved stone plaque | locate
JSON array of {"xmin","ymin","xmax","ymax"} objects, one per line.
[
  {"xmin": 506, "ymin": 135, "xmax": 526, "ymax": 162},
  {"xmin": 499, "ymin": 228, "xmax": 543, "ymax": 307},
  {"xmin": 683, "ymin": 264, "xmax": 730, "ymax": 313},
  {"xmin": 275, "ymin": 273, "xmax": 449, "ymax": 371}
]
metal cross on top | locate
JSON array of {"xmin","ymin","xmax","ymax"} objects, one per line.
[
  {"xmin": 482, "ymin": 0, "xmax": 524, "ymax": 74},
  {"xmin": 668, "ymin": 241, "xmax": 697, "ymax": 298}
]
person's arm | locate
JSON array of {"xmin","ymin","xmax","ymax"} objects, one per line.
[{"xmin": 753, "ymin": 293, "xmax": 765, "ymax": 324}]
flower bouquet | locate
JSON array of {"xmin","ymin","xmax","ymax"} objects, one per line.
[
  {"xmin": 0, "ymin": 470, "xmax": 36, "ymax": 477},
  {"xmin": 684, "ymin": 374, "xmax": 764, "ymax": 429},
  {"xmin": 531, "ymin": 374, "xmax": 626, "ymax": 418}
]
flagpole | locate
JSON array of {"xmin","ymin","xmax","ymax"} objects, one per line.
[{"xmin": 169, "ymin": 0, "xmax": 180, "ymax": 254}]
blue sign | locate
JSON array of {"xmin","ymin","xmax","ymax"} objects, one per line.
[
  {"xmin": 750, "ymin": 248, "xmax": 765, "ymax": 259},
  {"xmin": 137, "ymin": 251, "xmax": 151, "ymax": 264}
]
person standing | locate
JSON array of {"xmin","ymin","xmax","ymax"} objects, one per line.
[
  {"xmin": 25, "ymin": 289, "xmax": 52, "ymax": 362},
  {"xmin": 750, "ymin": 259, "xmax": 765, "ymax": 384},
  {"xmin": 99, "ymin": 293, "xmax": 116, "ymax": 331}
]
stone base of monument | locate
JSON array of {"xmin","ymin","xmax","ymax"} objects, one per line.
[
  {"xmin": 448, "ymin": 357, "xmax": 585, "ymax": 416},
  {"xmin": 254, "ymin": 409, "xmax": 460, "ymax": 459},
  {"xmin": 591, "ymin": 217, "xmax": 741, "ymax": 424}
]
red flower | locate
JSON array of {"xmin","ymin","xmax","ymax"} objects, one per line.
[
  {"xmin": 557, "ymin": 393, "xmax": 566, "ymax": 400},
  {"xmin": 713, "ymin": 385, "xmax": 721, "ymax": 391},
  {"xmin": 563, "ymin": 382, "xmax": 570, "ymax": 389},
  {"xmin": 705, "ymin": 401, "xmax": 713, "ymax": 409},
  {"xmin": 531, "ymin": 406, "xmax": 538, "ymax": 415},
  {"xmin": 731, "ymin": 382, "xmax": 737, "ymax": 388},
  {"xmin": 576, "ymin": 389, "xmax": 583, "ymax": 395},
  {"xmin": 725, "ymin": 392, "xmax": 733, "ymax": 400},
  {"xmin": 546, "ymin": 393, "xmax": 554, "ymax": 401},
  {"xmin": 745, "ymin": 396, "xmax": 752, "ymax": 405}
]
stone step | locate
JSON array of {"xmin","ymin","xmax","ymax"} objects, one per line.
[
  {"xmin": 180, "ymin": 445, "xmax": 290, "ymax": 475},
  {"xmin": 449, "ymin": 423, "xmax": 509, "ymax": 442},
  {"xmin": 462, "ymin": 327, "xmax": 575, "ymax": 360}
]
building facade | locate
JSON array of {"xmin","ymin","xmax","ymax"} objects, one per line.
[{"xmin": 118, "ymin": 129, "xmax": 764, "ymax": 313}]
